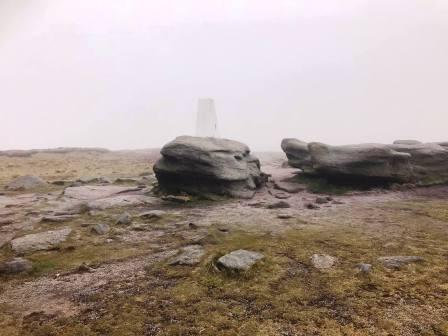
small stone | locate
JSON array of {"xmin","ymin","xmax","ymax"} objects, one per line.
[
  {"xmin": 77, "ymin": 262, "xmax": 94, "ymax": 273},
  {"xmin": 277, "ymin": 214, "xmax": 294, "ymax": 219},
  {"xmin": 169, "ymin": 245, "xmax": 205, "ymax": 266},
  {"xmin": 332, "ymin": 200, "xmax": 344, "ymax": 205},
  {"xmin": 315, "ymin": 197, "xmax": 329, "ymax": 204},
  {"xmin": 356, "ymin": 263, "xmax": 372, "ymax": 273},
  {"xmin": 91, "ymin": 223, "xmax": 110, "ymax": 235},
  {"xmin": 269, "ymin": 190, "xmax": 291, "ymax": 199},
  {"xmin": 273, "ymin": 180, "xmax": 305, "ymax": 193},
  {"xmin": 188, "ymin": 222, "xmax": 198, "ymax": 229},
  {"xmin": 310, "ymin": 254, "xmax": 337, "ymax": 270},
  {"xmin": 138, "ymin": 210, "xmax": 166, "ymax": 220},
  {"xmin": 378, "ymin": 256, "xmax": 424, "ymax": 269},
  {"xmin": 305, "ymin": 203, "xmax": 320, "ymax": 210},
  {"xmin": 40, "ymin": 215, "xmax": 78, "ymax": 223},
  {"xmin": 267, "ymin": 201, "xmax": 291, "ymax": 209},
  {"xmin": 217, "ymin": 250, "xmax": 264, "ymax": 272},
  {"xmin": 0, "ymin": 258, "xmax": 33, "ymax": 274},
  {"xmin": 116, "ymin": 212, "xmax": 132, "ymax": 225}
]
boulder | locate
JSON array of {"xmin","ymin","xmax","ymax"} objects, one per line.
[
  {"xmin": 116, "ymin": 212, "xmax": 132, "ymax": 225},
  {"xmin": 390, "ymin": 142, "xmax": 448, "ymax": 185},
  {"xmin": 281, "ymin": 139, "xmax": 312, "ymax": 171},
  {"xmin": 11, "ymin": 228, "xmax": 72, "ymax": 254},
  {"xmin": 308, "ymin": 142, "xmax": 414, "ymax": 182},
  {"xmin": 154, "ymin": 136, "xmax": 267, "ymax": 198},
  {"xmin": 6, "ymin": 175, "xmax": 47, "ymax": 191},
  {"xmin": 217, "ymin": 250, "xmax": 264, "ymax": 272}
]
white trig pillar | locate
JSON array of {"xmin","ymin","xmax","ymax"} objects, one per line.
[{"xmin": 196, "ymin": 98, "xmax": 219, "ymax": 137}]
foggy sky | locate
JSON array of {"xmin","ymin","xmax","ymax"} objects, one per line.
[{"xmin": 1, "ymin": 0, "xmax": 447, "ymax": 151}]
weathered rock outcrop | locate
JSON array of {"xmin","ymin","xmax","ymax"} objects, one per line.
[
  {"xmin": 282, "ymin": 138, "xmax": 448, "ymax": 185},
  {"xmin": 308, "ymin": 142, "xmax": 414, "ymax": 182},
  {"xmin": 281, "ymin": 139, "xmax": 312, "ymax": 171},
  {"xmin": 154, "ymin": 136, "xmax": 266, "ymax": 198}
]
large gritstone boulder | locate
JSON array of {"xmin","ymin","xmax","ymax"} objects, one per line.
[
  {"xmin": 308, "ymin": 142, "xmax": 414, "ymax": 183},
  {"xmin": 281, "ymin": 139, "xmax": 312, "ymax": 172},
  {"xmin": 390, "ymin": 142, "xmax": 448, "ymax": 185},
  {"xmin": 154, "ymin": 136, "xmax": 266, "ymax": 198},
  {"xmin": 282, "ymin": 138, "xmax": 448, "ymax": 185}
]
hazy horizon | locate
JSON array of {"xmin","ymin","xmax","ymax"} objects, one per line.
[{"xmin": 1, "ymin": 1, "xmax": 447, "ymax": 151}]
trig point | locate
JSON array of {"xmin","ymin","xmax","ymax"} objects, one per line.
[{"xmin": 196, "ymin": 98, "xmax": 219, "ymax": 137}]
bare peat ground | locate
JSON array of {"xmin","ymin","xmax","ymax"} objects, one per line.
[{"xmin": 0, "ymin": 150, "xmax": 447, "ymax": 336}]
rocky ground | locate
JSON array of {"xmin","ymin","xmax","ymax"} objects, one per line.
[{"xmin": 0, "ymin": 150, "xmax": 447, "ymax": 336}]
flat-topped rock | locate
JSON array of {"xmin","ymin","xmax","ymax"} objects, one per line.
[
  {"xmin": 11, "ymin": 227, "xmax": 72, "ymax": 254},
  {"xmin": 154, "ymin": 136, "xmax": 267, "ymax": 198},
  {"xmin": 217, "ymin": 250, "xmax": 264, "ymax": 271},
  {"xmin": 378, "ymin": 256, "xmax": 424, "ymax": 269},
  {"xmin": 6, "ymin": 175, "xmax": 48, "ymax": 191}
]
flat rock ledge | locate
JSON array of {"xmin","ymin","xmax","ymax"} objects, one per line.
[
  {"xmin": 11, "ymin": 228, "xmax": 72, "ymax": 254},
  {"xmin": 217, "ymin": 249, "xmax": 264, "ymax": 272},
  {"xmin": 281, "ymin": 138, "xmax": 448, "ymax": 185},
  {"xmin": 154, "ymin": 136, "xmax": 267, "ymax": 198},
  {"xmin": 378, "ymin": 256, "xmax": 424, "ymax": 269}
]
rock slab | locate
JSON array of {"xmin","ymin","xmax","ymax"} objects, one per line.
[
  {"xmin": 217, "ymin": 249, "xmax": 264, "ymax": 271},
  {"xmin": 11, "ymin": 228, "xmax": 72, "ymax": 253},
  {"xmin": 7, "ymin": 175, "xmax": 47, "ymax": 191}
]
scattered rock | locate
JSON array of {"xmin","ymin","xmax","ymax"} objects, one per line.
[
  {"xmin": 332, "ymin": 200, "xmax": 344, "ymax": 205},
  {"xmin": 11, "ymin": 228, "xmax": 72, "ymax": 253},
  {"xmin": 305, "ymin": 203, "xmax": 320, "ymax": 210},
  {"xmin": 310, "ymin": 254, "xmax": 337, "ymax": 270},
  {"xmin": 356, "ymin": 263, "xmax": 372, "ymax": 274},
  {"xmin": 138, "ymin": 210, "xmax": 166, "ymax": 220},
  {"xmin": 154, "ymin": 136, "xmax": 267, "ymax": 198},
  {"xmin": 378, "ymin": 256, "xmax": 424, "ymax": 269},
  {"xmin": 315, "ymin": 197, "xmax": 329, "ymax": 204},
  {"xmin": 50, "ymin": 180, "xmax": 74, "ymax": 186},
  {"xmin": 6, "ymin": 175, "xmax": 47, "ymax": 191},
  {"xmin": 40, "ymin": 215, "xmax": 78, "ymax": 223},
  {"xmin": 76, "ymin": 262, "xmax": 94, "ymax": 273},
  {"xmin": 269, "ymin": 190, "xmax": 291, "ymax": 199},
  {"xmin": 161, "ymin": 195, "xmax": 191, "ymax": 203},
  {"xmin": 267, "ymin": 201, "xmax": 291, "ymax": 209},
  {"xmin": 217, "ymin": 250, "xmax": 264, "ymax": 272},
  {"xmin": 273, "ymin": 180, "xmax": 305, "ymax": 193},
  {"xmin": 116, "ymin": 212, "xmax": 132, "ymax": 225},
  {"xmin": 188, "ymin": 222, "xmax": 198, "ymax": 229},
  {"xmin": 277, "ymin": 213, "xmax": 294, "ymax": 219},
  {"xmin": 91, "ymin": 224, "xmax": 110, "ymax": 235},
  {"xmin": 0, "ymin": 258, "xmax": 33, "ymax": 274},
  {"xmin": 169, "ymin": 245, "xmax": 205, "ymax": 266}
]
